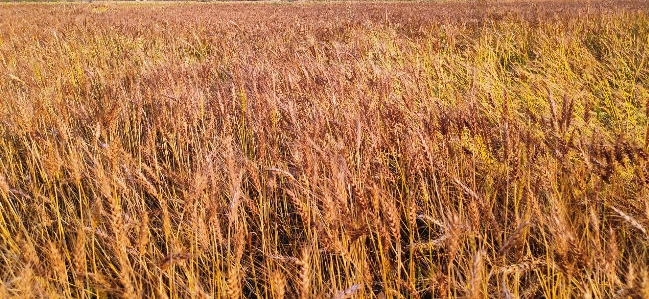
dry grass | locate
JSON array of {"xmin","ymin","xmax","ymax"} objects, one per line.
[{"xmin": 1, "ymin": 1, "xmax": 649, "ymax": 298}]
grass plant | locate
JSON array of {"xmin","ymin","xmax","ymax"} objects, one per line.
[{"xmin": 1, "ymin": 1, "xmax": 649, "ymax": 298}]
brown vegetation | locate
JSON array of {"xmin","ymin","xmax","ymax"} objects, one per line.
[{"xmin": 1, "ymin": 1, "xmax": 649, "ymax": 298}]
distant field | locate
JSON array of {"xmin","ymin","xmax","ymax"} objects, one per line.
[{"xmin": 1, "ymin": 1, "xmax": 649, "ymax": 298}]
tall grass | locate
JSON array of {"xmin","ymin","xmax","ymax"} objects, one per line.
[{"xmin": 1, "ymin": 1, "xmax": 649, "ymax": 298}]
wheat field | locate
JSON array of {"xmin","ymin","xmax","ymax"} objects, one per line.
[{"xmin": 1, "ymin": 1, "xmax": 649, "ymax": 298}]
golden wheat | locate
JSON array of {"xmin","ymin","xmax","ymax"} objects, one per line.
[{"xmin": 1, "ymin": 1, "xmax": 649, "ymax": 298}]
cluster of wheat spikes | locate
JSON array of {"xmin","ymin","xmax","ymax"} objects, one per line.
[{"xmin": 1, "ymin": 1, "xmax": 649, "ymax": 298}]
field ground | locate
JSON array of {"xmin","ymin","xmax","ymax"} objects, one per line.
[{"xmin": 1, "ymin": 1, "xmax": 649, "ymax": 298}]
